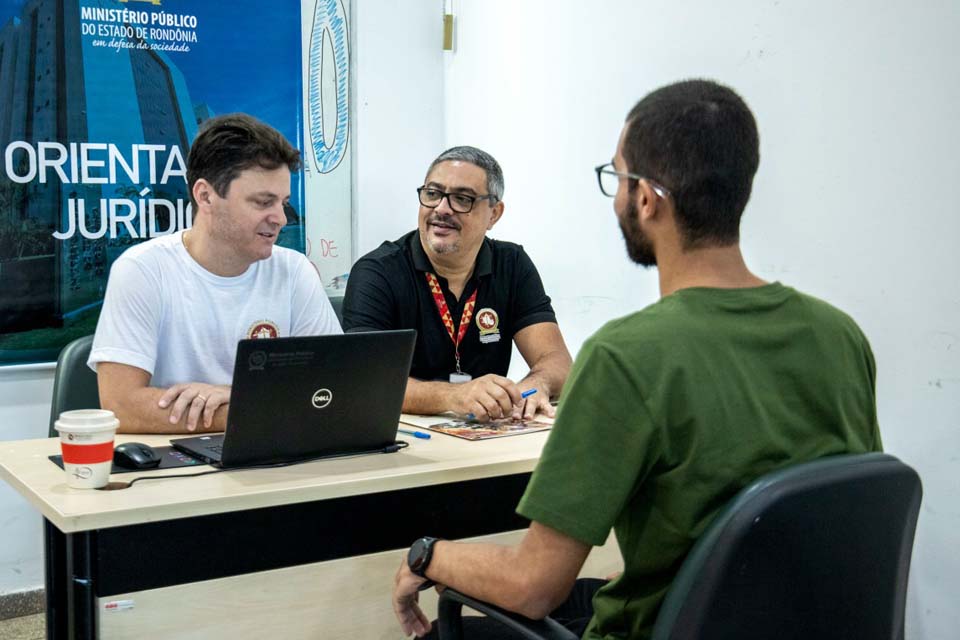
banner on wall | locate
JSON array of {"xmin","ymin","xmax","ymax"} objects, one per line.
[{"xmin": 0, "ymin": 0, "xmax": 352, "ymax": 366}]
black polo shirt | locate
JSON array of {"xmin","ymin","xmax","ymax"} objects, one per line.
[{"xmin": 342, "ymin": 230, "xmax": 557, "ymax": 381}]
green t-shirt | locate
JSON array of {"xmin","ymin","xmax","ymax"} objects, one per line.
[{"xmin": 516, "ymin": 283, "xmax": 881, "ymax": 639}]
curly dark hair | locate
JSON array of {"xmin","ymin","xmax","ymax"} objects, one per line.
[{"xmin": 623, "ymin": 79, "xmax": 760, "ymax": 249}]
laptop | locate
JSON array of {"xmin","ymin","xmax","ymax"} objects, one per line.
[{"xmin": 170, "ymin": 330, "xmax": 416, "ymax": 468}]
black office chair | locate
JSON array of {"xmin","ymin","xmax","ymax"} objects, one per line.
[
  {"xmin": 438, "ymin": 452, "xmax": 923, "ymax": 640},
  {"xmin": 49, "ymin": 335, "xmax": 100, "ymax": 437},
  {"xmin": 329, "ymin": 295, "xmax": 344, "ymax": 327}
]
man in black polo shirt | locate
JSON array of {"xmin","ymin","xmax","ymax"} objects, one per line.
[{"xmin": 342, "ymin": 146, "xmax": 571, "ymax": 421}]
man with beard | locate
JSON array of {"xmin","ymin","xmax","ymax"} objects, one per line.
[
  {"xmin": 391, "ymin": 80, "xmax": 881, "ymax": 639},
  {"xmin": 90, "ymin": 114, "xmax": 341, "ymax": 434},
  {"xmin": 342, "ymin": 146, "xmax": 571, "ymax": 421}
]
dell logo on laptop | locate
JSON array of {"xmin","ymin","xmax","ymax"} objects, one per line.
[{"xmin": 311, "ymin": 388, "xmax": 333, "ymax": 409}]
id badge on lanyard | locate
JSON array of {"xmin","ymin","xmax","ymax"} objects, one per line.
[{"xmin": 425, "ymin": 273, "xmax": 477, "ymax": 384}]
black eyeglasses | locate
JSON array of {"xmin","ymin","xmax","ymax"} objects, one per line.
[
  {"xmin": 417, "ymin": 186, "xmax": 497, "ymax": 214},
  {"xmin": 594, "ymin": 163, "xmax": 670, "ymax": 199}
]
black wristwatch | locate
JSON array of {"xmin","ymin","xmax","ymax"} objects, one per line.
[{"xmin": 407, "ymin": 536, "xmax": 439, "ymax": 589}]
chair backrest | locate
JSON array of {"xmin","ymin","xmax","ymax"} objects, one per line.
[
  {"xmin": 329, "ymin": 295, "xmax": 344, "ymax": 326},
  {"xmin": 48, "ymin": 335, "xmax": 100, "ymax": 437},
  {"xmin": 651, "ymin": 452, "xmax": 922, "ymax": 640}
]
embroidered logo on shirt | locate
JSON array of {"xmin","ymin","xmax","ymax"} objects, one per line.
[
  {"xmin": 476, "ymin": 308, "xmax": 501, "ymax": 344},
  {"xmin": 247, "ymin": 320, "xmax": 280, "ymax": 340}
]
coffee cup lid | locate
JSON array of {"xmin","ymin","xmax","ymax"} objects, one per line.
[{"xmin": 55, "ymin": 409, "xmax": 119, "ymax": 434}]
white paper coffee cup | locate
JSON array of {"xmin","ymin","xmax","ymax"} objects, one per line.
[{"xmin": 54, "ymin": 409, "xmax": 119, "ymax": 489}]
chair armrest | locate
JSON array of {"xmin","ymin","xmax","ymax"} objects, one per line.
[{"xmin": 437, "ymin": 588, "xmax": 578, "ymax": 640}]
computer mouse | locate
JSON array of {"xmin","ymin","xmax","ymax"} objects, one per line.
[{"xmin": 113, "ymin": 442, "xmax": 162, "ymax": 470}]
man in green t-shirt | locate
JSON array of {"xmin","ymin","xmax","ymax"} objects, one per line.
[{"xmin": 392, "ymin": 79, "xmax": 882, "ymax": 640}]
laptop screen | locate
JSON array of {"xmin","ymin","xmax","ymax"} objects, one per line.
[{"xmin": 171, "ymin": 330, "xmax": 416, "ymax": 467}]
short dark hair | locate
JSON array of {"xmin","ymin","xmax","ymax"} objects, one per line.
[
  {"xmin": 187, "ymin": 113, "xmax": 301, "ymax": 208},
  {"xmin": 623, "ymin": 79, "xmax": 760, "ymax": 248},
  {"xmin": 426, "ymin": 146, "xmax": 504, "ymax": 203}
]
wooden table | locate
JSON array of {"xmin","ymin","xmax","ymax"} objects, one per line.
[{"xmin": 0, "ymin": 429, "xmax": 620, "ymax": 639}]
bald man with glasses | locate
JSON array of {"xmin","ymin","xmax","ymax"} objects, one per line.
[{"xmin": 342, "ymin": 146, "xmax": 571, "ymax": 421}]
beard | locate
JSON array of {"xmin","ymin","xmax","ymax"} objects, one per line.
[
  {"xmin": 618, "ymin": 198, "xmax": 657, "ymax": 267},
  {"xmin": 428, "ymin": 236, "xmax": 460, "ymax": 255},
  {"xmin": 424, "ymin": 215, "xmax": 462, "ymax": 255}
]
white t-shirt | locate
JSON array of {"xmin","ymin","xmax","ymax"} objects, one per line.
[{"xmin": 89, "ymin": 231, "xmax": 342, "ymax": 388}]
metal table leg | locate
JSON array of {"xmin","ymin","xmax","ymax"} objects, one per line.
[
  {"xmin": 65, "ymin": 530, "xmax": 98, "ymax": 640},
  {"xmin": 44, "ymin": 519, "xmax": 67, "ymax": 640}
]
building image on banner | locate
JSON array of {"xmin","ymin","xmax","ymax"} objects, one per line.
[
  {"xmin": 0, "ymin": 0, "xmax": 351, "ymax": 365},
  {"xmin": 0, "ymin": 0, "xmax": 197, "ymax": 359}
]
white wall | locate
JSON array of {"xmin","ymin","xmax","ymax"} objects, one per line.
[
  {"xmin": 3, "ymin": 2, "xmax": 957, "ymax": 637},
  {"xmin": 353, "ymin": 0, "xmax": 445, "ymax": 255},
  {"xmin": 0, "ymin": 366, "xmax": 53, "ymax": 595},
  {"xmin": 0, "ymin": 0, "xmax": 447, "ymax": 599},
  {"xmin": 439, "ymin": 1, "xmax": 959, "ymax": 639}
]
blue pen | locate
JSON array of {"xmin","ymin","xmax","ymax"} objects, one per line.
[
  {"xmin": 521, "ymin": 388, "xmax": 538, "ymax": 399},
  {"xmin": 398, "ymin": 428, "xmax": 431, "ymax": 440}
]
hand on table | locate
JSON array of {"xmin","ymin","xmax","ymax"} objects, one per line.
[
  {"xmin": 511, "ymin": 385, "xmax": 556, "ymax": 421},
  {"xmin": 158, "ymin": 383, "xmax": 231, "ymax": 431},
  {"xmin": 449, "ymin": 374, "xmax": 522, "ymax": 422}
]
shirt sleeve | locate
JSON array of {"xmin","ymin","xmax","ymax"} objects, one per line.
[
  {"xmin": 861, "ymin": 331, "xmax": 883, "ymax": 451},
  {"xmin": 517, "ymin": 335, "xmax": 663, "ymax": 546},
  {"xmin": 511, "ymin": 247, "xmax": 557, "ymax": 333},
  {"xmin": 88, "ymin": 256, "xmax": 163, "ymax": 375},
  {"xmin": 341, "ymin": 257, "xmax": 398, "ymax": 332},
  {"xmin": 290, "ymin": 256, "xmax": 343, "ymax": 336}
]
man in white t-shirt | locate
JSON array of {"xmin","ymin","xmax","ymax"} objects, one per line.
[{"xmin": 89, "ymin": 114, "xmax": 341, "ymax": 434}]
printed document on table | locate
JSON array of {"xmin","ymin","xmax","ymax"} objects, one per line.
[{"xmin": 400, "ymin": 413, "xmax": 554, "ymax": 441}]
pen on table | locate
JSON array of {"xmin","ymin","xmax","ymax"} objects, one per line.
[{"xmin": 398, "ymin": 428, "xmax": 431, "ymax": 439}]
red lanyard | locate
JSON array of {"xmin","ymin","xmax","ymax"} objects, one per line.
[{"xmin": 425, "ymin": 272, "xmax": 477, "ymax": 374}]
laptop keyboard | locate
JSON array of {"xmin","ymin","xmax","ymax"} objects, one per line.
[{"xmin": 207, "ymin": 444, "xmax": 223, "ymax": 454}]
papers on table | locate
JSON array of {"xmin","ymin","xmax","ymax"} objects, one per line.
[{"xmin": 400, "ymin": 413, "xmax": 554, "ymax": 441}]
